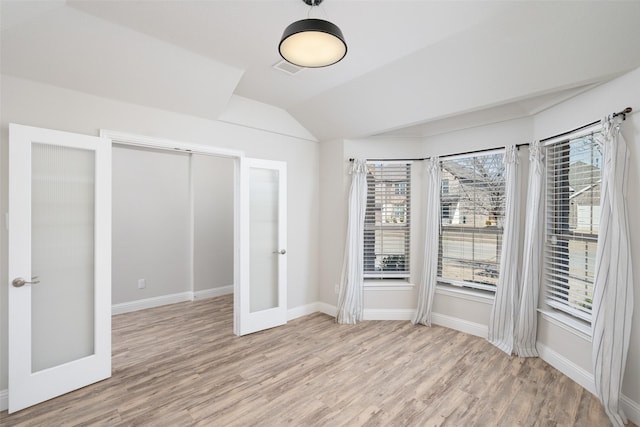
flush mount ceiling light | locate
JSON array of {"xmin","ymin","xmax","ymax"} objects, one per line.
[{"xmin": 279, "ymin": 0, "xmax": 347, "ymax": 68}]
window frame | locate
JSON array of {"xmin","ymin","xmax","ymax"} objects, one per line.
[
  {"xmin": 436, "ymin": 149, "xmax": 507, "ymax": 293},
  {"xmin": 363, "ymin": 161, "xmax": 412, "ymax": 280},
  {"xmin": 542, "ymin": 125, "xmax": 602, "ymax": 324}
]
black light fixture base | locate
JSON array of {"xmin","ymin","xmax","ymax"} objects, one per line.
[{"xmin": 279, "ymin": 0, "xmax": 346, "ymax": 68}]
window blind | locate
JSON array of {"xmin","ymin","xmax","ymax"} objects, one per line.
[
  {"xmin": 544, "ymin": 130, "xmax": 602, "ymax": 322},
  {"xmin": 364, "ymin": 162, "xmax": 411, "ymax": 279},
  {"xmin": 437, "ymin": 152, "xmax": 506, "ymax": 292}
]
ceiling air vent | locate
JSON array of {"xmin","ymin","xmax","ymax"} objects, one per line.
[{"xmin": 273, "ymin": 60, "xmax": 305, "ymax": 76}]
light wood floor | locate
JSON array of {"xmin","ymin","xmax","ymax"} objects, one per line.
[{"xmin": 0, "ymin": 295, "xmax": 626, "ymax": 426}]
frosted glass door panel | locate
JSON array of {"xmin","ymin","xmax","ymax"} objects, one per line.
[
  {"xmin": 31, "ymin": 143, "xmax": 95, "ymax": 372},
  {"xmin": 249, "ymin": 168, "xmax": 279, "ymax": 313}
]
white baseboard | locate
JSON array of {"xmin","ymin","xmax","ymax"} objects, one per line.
[
  {"xmin": 112, "ymin": 292, "xmax": 193, "ymax": 315},
  {"xmin": 112, "ymin": 287, "xmax": 234, "ymax": 315},
  {"xmin": 193, "ymin": 285, "xmax": 233, "ymax": 300},
  {"xmin": 537, "ymin": 342, "xmax": 640, "ymax": 425},
  {"xmin": 317, "ymin": 302, "xmax": 337, "ymax": 317},
  {"xmin": 622, "ymin": 395, "xmax": 640, "ymax": 426},
  {"xmin": 0, "ymin": 388, "xmax": 7, "ymax": 411},
  {"xmin": 430, "ymin": 312, "xmax": 488, "ymax": 338},
  {"xmin": 313, "ymin": 304, "xmax": 415, "ymax": 321},
  {"xmin": 288, "ymin": 302, "xmax": 322, "ymax": 320},
  {"xmin": 537, "ymin": 342, "xmax": 595, "ymax": 394}
]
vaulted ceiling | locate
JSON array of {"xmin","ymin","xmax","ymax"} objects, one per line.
[{"xmin": 3, "ymin": 1, "xmax": 640, "ymax": 141}]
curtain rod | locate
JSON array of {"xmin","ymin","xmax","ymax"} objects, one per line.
[
  {"xmin": 539, "ymin": 106, "xmax": 632, "ymax": 143},
  {"xmin": 349, "ymin": 143, "xmax": 529, "ymax": 163},
  {"xmin": 349, "ymin": 107, "xmax": 632, "ymax": 163}
]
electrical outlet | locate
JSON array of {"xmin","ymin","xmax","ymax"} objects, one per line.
[
  {"xmin": 334, "ymin": 283, "xmax": 339, "ymax": 294},
  {"xmin": 138, "ymin": 279, "xmax": 146, "ymax": 289}
]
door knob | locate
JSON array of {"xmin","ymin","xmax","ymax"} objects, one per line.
[
  {"xmin": 12, "ymin": 276, "xmax": 40, "ymax": 287},
  {"xmin": 272, "ymin": 249, "xmax": 287, "ymax": 255}
]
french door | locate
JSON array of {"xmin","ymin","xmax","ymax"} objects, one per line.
[
  {"xmin": 235, "ymin": 158, "xmax": 287, "ymax": 336},
  {"xmin": 7, "ymin": 124, "xmax": 286, "ymax": 413},
  {"xmin": 8, "ymin": 124, "xmax": 112, "ymax": 413}
]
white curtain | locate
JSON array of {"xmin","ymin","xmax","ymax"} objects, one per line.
[
  {"xmin": 591, "ymin": 117, "xmax": 634, "ymax": 427},
  {"xmin": 488, "ymin": 145, "xmax": 520, "ymax": 354},
  {"xmin": 413, "ymin": 158, "xmax": 441, "ymax": 326},
  {"xmin": 513, "ymin": 141, "xmax": 545, "ymax": 357},
  {"xmin": 336, "ymin": 159, "xmax": 368, "ymax": 324}
]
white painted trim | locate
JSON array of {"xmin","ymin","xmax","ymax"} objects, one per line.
[
  {"xmin": 364, "ymin": 280, "xmax": 415, "ymax": 291},
  {"xmin": 111, "ymin": 292, "xmax": 192, "ymax": 315},
  {"xmin": 317, "ymin": 302, "xmax": 338, "ymax": 317},
  {"xmin": 435, "ymin": 285, "xmax": 495, "ymax": 305},
  {"xmin": 431, "ymin": 312, "xmax": 489, "ymax": 338},
  {"xmin": 537, "ymin": 342, "xmax": 595, "ymax": 394},
  {"xmin": 363, "ymin": 308, "xmax": 415, "ymax": 320},
  {"xmin": 622, "ymin": 395, "xmax": 640, "ymax": 426},
  {"xmin": 538, "ymin": 309, "xmax": 592, "ymax": 342},
  {"xmin": 0, "ymin": 389, "xmax": 7, "ymax": 411},
  {"xmin": 100, "ymin": 129, "xmax": 244, "ymax": 158},
  {"xmin": 288, "ymin": 303, "xmax": 321, "ymax": 320},
  {"xmin": 537, "ymin": 342, "xmax": 640, "ymax": 425},
  {"xmin": 193, "ymin": 286, "xmax": 234, "ymax": 300},
  {"xmin": 112, "ymin": 287, "xmax": 234, "ymax": 315}
]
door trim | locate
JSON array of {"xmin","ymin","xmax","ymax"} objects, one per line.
[{"xmin": 99, "ymin": 130, "xmax": 244, "ymax": 335}]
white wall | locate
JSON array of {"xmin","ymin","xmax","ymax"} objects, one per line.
[
  {"xmin": 112, "ymin": 148, "xmax": 235, "ymax": 303},
  {"xmin": 0, "ymin": 75, "xmax": 320, "ymax": 392},
  {"xmin": 318, "ymin": 119, "xmax": 532, "ymax": 318},
  {"xmin": 533, "ymin": 66, "xmax": 640, "ymax": 409},
  {"xmin": 112, "ymin": 146, "xmax": 191, "ymax": 303},
  {"xmin": 317, "ymin": 68, "xmax": 640, "ymax": 418},
  {"xmin": 193, "ymin": 154, "xmax": 234, "ymax": 292}
]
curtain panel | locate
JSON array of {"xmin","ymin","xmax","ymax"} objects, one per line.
[
  {"xmin": 591, "ymin": 118, "xmax": 634, "ymax": 427},
  {"xmin": 487, "ymin": 145, "xmax": 520, "ymax": 354},
  {"xmin": 336, "ymin": 159, "xmax": 368, "ymax": 324},
  {"xmin": 514, "ymin": 140, "xmax": 545, "ymax": 357},
  {"xmin": 413, "ymin": 158, "xmax": 441, "ymax": 326}
]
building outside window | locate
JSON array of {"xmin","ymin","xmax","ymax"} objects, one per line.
[
  {"xmin": 437, "ymin": 152, "xmax": 506, "ymax": 292},
  {"xmin": 363, "ymin": 162, "xmax": 411, "ymax": 279},
  {"xmin": 544, "ymin": 130, "xmax": 601, "ymax": 322}
]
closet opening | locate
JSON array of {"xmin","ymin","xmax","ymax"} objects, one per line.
[{"xmin": 111, "ymin": 142, "xmax": 237, "ymax": 323}]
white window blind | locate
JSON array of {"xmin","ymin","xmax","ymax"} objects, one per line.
[
  {"xmin": 364, "ymin": 162, "xmax": 411, "ymax": 279},
  {"xmin": 544, "ymin": 130, "xmax": 602, "ymax": 322},
  {"xmin": 437, "ymin": 152, "xmax": 506, "ymax": 292}
]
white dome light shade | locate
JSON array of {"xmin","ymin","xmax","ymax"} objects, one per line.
[{"xmin": 279, "ymin": 19, "xmax": 347, "ymax": 68}]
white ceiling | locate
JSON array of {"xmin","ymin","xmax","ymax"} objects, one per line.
[{"xmin": 2, "ymin": 0, "xmax": 640, "ymax": 140}]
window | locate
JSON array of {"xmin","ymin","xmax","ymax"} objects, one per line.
[
  {"xmin": 437, "ymin": 152, "xmax": 506, "ymax": 292},
  {"xmin": 364, "ymin": 162, "xmax": 411, "ymax": 279},
  {"xmin": 544, "ymin": 130, "xmax": 601, "ymax": 322}
]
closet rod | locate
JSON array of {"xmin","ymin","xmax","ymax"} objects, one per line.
[{"xmin": 349, "ymin": 106, "xmax": 632, "ymax": 163}]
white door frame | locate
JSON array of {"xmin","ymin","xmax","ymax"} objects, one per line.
[{"xmin": 99, "ymin": 129, "xmax": 244, "ymax": 329}]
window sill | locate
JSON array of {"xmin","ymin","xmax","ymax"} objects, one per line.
[
  {"xmin": 537, "ymin": 308, "xmax": 592, "ymax": 343},
  {"xmin": 364, "ymin": 280, "xmax": 414, "ymax": 291},
  {"xmin": 435, "ymin": 283, "xmax": 495, "ymax": 305}
]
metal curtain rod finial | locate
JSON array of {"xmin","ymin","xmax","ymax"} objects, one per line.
[{"xmin": 613, "ymin": 107, "xmax": 633, "ymax": 120}]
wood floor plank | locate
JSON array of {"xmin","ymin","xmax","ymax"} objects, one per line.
[{"xmin": 0, "ymin": 294, "xmax": 632, "ymax": 426}]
